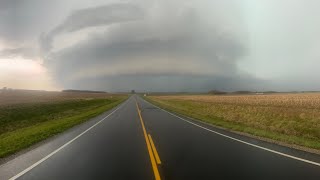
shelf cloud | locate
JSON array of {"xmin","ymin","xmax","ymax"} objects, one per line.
[
  {"xmin": 1, "ymin": 0, "xmax": 320, "ymax": 91},
  {"xmin": 42, "ymin": 1, "xmax": 255, "ymax": 91}
]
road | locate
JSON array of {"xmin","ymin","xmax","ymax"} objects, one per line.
[{"xmin": 1, "ymin": 95, "xmax": 320, "ymax": 179}]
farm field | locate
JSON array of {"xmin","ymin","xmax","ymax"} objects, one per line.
[
  {"xmin": 0, "ymin": 90, "xmax": 116, "ymax": 106},
  {"xmin": 146, "ymin": 93, "xmax": 320, "ymax": 151},
  {"xmin": 0, "ymin": 90, "xmax": 127, "ymax": 158}
]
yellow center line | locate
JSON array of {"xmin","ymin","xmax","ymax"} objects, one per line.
[
  {"xmin": 135, "ymin": 101, "xmax": 161, "ymax": 180},
  {"xmin": 148, "ymin": 134, "xmax": 161, "ymax": 165}
]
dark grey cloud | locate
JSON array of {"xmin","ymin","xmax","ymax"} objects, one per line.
[
  {"xmin": 0, "ymin": 0, "xmax": 61, "ymax": 44},
  {"xmin": 53, "ymin": 3, "xmax": 144, "ymax": 33},
  {"xmin": 0, "ymin": 0, "xmax": 20, "ymax": 11},
  {"xmin": 42, "ymin": 1, "xmax": 260, "ymax": 92},
  {"xmin": 63, "ymin": 74, "xmax": 264, "ymax": 92},
  {"xmin": 2, "ymin": 0, "xmax": 320, "ymax": 91},
  {"xmin": 40, "ymin": 3, "xmax": 145, "ymax": 52}
]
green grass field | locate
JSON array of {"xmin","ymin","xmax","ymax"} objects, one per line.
[
  {"xmin": 145, "ymin": 95, "xmax": 320, "ymax": 151},
  {"xmin": 0, "ymin": 96, "xmax": 127, "ymax": 158}
]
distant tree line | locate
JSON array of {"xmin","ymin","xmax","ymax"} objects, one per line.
[{"xmin": 62, "ymin": 89, "xmax": 107, "ymax": 93}]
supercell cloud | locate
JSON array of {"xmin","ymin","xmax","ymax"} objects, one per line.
[
  {"xmin": 43, "ymin": 0, "xmax": 253, "ymax": 91},
  {"xmin": 1, "ymin": 0, "xmax": 320, "ymax": 91}
]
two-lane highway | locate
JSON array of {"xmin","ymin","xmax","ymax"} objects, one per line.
[
  {"xmin": 138, "ymin": 96, "xmax": 320, "ymax": 179},
  {"xmin": 2, "ymin": 97, "xmax": 154, "ymax": 180},
  {"xmin": 1, "ymin": 95, "xmax": 320, "ymax": 179}
]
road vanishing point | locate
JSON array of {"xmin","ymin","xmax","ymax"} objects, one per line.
[{"xmin": 1, "ymin": 95, "xmax": 320, "ymax": 180}]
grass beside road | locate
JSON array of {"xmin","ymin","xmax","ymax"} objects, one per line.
[
  {"xmin": 0, "ymin": 96, "xmax": 127, "ymax": 158},
  {"xmin": 145, "ymin": 95, "xmax": 320, "ymax": 151}
]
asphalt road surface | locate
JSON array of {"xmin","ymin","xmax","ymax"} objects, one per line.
[{"xmin": 1, "ymin": 95, "xmax": 320, "ymax": 180}]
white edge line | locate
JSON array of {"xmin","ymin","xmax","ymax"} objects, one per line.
[
  {"xmin": 141, "ymin": 98, "xmax": 320, "ymax": 167},
  {"xmin": 9, "ymin": 99, "xmax": 128, "ymax": 180}
]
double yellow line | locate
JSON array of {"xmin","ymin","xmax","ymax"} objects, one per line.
[{"xmin": 135, "ymin": 100, "xmax": 162, "ymax": 180}]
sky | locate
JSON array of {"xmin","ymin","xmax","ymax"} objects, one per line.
[{"xmin": 0, "ymin": 0, "xmax": 320, "ymax": 92}]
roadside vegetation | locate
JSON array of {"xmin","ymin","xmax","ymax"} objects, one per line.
[
  {"xmin": 0, "ymin": 93, "xmax": 127, "ymax": 158},
  {"xmin": 145, "ymin": 93, "xmax": 320, "ymax": 150}
]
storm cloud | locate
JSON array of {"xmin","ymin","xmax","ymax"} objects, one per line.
[
  {"xmin": 42, "ymin": 1, "xmax": 255, "ymax": 91},
  {"xmin": 40, "ymin": 3, "xmax": 145, "ymax": 52},
  {"xmin": 1, "ymin": 0, "xmax": 320, "ymax": 91}
]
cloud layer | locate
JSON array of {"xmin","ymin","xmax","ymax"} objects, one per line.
[
  {"xmin": 41, "ymin": 1, "xmax": 256, "ymax": 91},
  {"xmin": 2, "ymin": 0, "xmax": 320, "ymax": 91},
  {"xmin": 40, "ymin": 3, "xmax": 145, "ymax": 52}
]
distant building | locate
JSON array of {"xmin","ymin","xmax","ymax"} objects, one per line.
[{"xmin": 131, "ymin": 90, "xmax": 135, "ymax": 94}]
